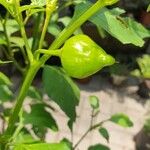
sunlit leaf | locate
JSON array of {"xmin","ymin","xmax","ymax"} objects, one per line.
[
  {"xmin": 73, "ymin": 2, "xmax": 150, "ymax": 47},
  {"xmin": 10, "ymin": 37, "xmax": 24, "ymax": 48},
  {"xmin": 0, "ymin": 38, "xmax": 7, "ymax": 45},
  {"xmin": 137, "ymin": 55, "xmax": 150, "ymax": 79},
  {"xmin": 20, "ymin": 5, "xmax": 43, "ymax": 12},
  {"xmin": 131, "ymin": 54, "xmax": 150, "ymax": 79},
  {"xmin": 31, "ymin": 0, "xmax": 46, "ymax": 6},
  {"xmin": 89, "ymin": 95, "xmax": 99, "ymax": 109},
  {"xmin": 0, "ymin": 19, "xmax": 19, "ymax": 36},
  {"xmin": 14, "ymin": 142, "xmax": 70, "ymax": 150},
  {"xmin": 14, "ymin": 132, "xmax": 39, "ymax": 144},
  {"xmin": 0, "ymin": 0, "xmax": 14, "ymax": 15},
  {"xmin": 73, "ymin": 0, "xmax": 87, "ymax": 4},
  {"xmin": 130, "ymin": 69, "xmax": 141, "ymax": 78},
  {"xmin": 147, "ymin": 4, "xmax": 150, "ymax": 12},
  {"xmin": 0, "ymin": 72, "xmax": 12, "ymax": 86},
  {"xmin": 48, "ymin": 24, "xmax": 61, "ymax": 37},
  {"xmin": 109, "ymin": 7, "xmax": 125, "ymax": 15},
  {"xmin": 110, "ymin": 113, "xmax": 133, "ymax": 127},
  {"xmin": 0, "ymin": 60, "xmax": 12, "ymax": 65}
]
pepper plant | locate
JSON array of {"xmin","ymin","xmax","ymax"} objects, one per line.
[{"xmin": 0, "ymin": 0, "xmax": 150, "ymax": 150}]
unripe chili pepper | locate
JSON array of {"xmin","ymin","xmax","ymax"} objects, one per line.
[{"xmin": 60, "ymin": 34, "xmax": 115, "ymax": 79}]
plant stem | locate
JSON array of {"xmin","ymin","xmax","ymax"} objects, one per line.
[
  {"xmin": 2, "ymin": 13, "xmax": 11, "ymax": 55},
  {"xmin": 57, "ymin": 1, "xmax": 74, "ymax": 12},
  {"xmin": 3, "ymin": 0, "xmax": 117, "ymax": 148},
  {"xmin": 14, "ymin": 0, "xmax": 33, "ymax": 64},
  {"xmin": 34, "ymin": 49, "xmax": 61, "ymax": 60},
  {"xmin": 40, "ymin": 0, "xmax": 113, "ymax": 63},
  {"xmin": 73, "ymin": 109, "xmax": 94, "ymax": 150},
  {"xmin": 73, "ymin": 127, "xmax": 91, "ymax": 150},
  {"xmin": 5, "ymin": 61, "xmax": 41, "ymax": 136},
  {"xmin": 38, "ymin": 12, "xmax": 50, "ymax": 49},
  {"xmin": 90, "ymin": 109, "xmax": 94, "ymax": 127},
  {"xmin": 19, "ymin": 22, "xmax": 33, "ymax": 64},
  {"xmin": 20, "ymin": 47, "xmax": 28, "ymax": 65},
  {"xmin": 0, "ymin": 14, "xmax": 25, "ymax": 73},
  {"xmin": 11, "ymin": 109, "xmax": 24, "ymax": 141},
  {"xmin": 73, "ymin": 119, "xmax": 109, "ymax": 149},
  {"xmin": 38, "ymin": 1, "xmax": 57, "ymax": 49},
  {"xmin": 48, "ymin": 0, "xmax": 107, "ymax": 49},
  {"xmin": 31, "ymin": 12, "xmax": 43, "ymax": 52}
]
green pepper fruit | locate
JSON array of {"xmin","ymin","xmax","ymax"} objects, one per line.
[{"xmin": 61, "ymin": 34, "xmax": 115, "ymax": 79}]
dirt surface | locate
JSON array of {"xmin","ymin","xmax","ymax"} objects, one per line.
[{"xmin": 45, "ymin": 75, "xmax": 149, "ymax": 150}]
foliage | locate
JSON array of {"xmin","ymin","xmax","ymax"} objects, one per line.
[
  {"xmin": 144, "ymin": 118, "xmax": 150, "ymax": 133},
  {"xmin": 110, "ymin": 113, "xmax": 133, "ymax": 127},
  {"xmin": 0, "ymin": 0, "xmax": 148, "ymax": 149},
  {"xmin": 131, "ymin": 54, "xmax": 150, "ymax": 79},
  {"xmin": 74, "ymin": 2, "xmax": 150, "ymax": 47},
  {"xmin": 148, "ymin": 4, "xmax": 150, "ymax": 11},
  {"xmin": 99, "ymin": 127, "xmax": 109, "ymax": 142},
  {"xmin": 42, "ymin": 65, "xmax": 80, "ymax": 129},
  {"xmin": 14, "ymin": 142, "xmax": 70, "ymax": 150}
]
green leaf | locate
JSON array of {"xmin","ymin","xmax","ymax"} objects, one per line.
[
  {"xmin": 0, "ymin": 0, "xmax": 14, "ymax": 15},
  {"xmin": 10, "ymin": 36, "xmax": 25, "ymax": 48},
  {"xmin": 42, "ymin": 65, "xmax": 80, "ymax": 129},
  {"xmin": 14, "ymin": 142, "xmax": 70, "ymax": 150},
  {"xmin": 61, "ymin": 138, "xmax": 72, "ymax": 149},
  {"xmin": 144, "ymin": 118, "xmax": 150, "ymax": 133},
  {"xmin": 73, "ymin": 0, "xmax": 87, "ymax": 4},
  {"xmin": 25, "ymin": 8, "xmax": 45, "ymax": 21},
  {"xmin": 0, "ymin": 19, "xmax": 19, "ymax": 36},
  {"xmin": 124, "ymin": 17, "xmax": 150, "ymax": 39},
  {"xmin": 20, "ymin": 5, "xmax": 43, "ymax": 12},
  {"xmin": 0, "ymin": 72, "xmax": 12, "ymax": 86},
  {"xmin": 137, "ymin": 54, "xmax": 150, "ymax": 79},
  {"xmin": 110, "ymin": 113, "xmax": 133, "ymax": 127},
  {"xmin": 130, "ymin": 69, "xmax": 141, "ymax": 78},
  {"xmin": 0, "ymin": 38, "xmax": 7, "ymax": 45},
  {"xmin": 91, "ymin": 10, "xmax": 150, "ymax": 47},
  {"xmin": 131, "ymin": 54, "xmax": 150, "ymax": 79},
  {"xmin": 27, "ymin": 86, "xmax": 42, "ymax": 101},
  {"xmin": 88, "ymin": 144, "xmax": 110, "ymax": 150},
  {"xmin": 73, "ymin": 2, "xmax": 150, "ymax": 47},
  {"xmin": 109, "ymin": 63, "xmax": 128, "ymax": 75},
  {"xmin": 14, "ymin": 132, "xmax": 39, "ymax": 145},
  {"xmin": 109, "ymin": 7, "xmax": 125, "ymax": 15},
  {"xmin": 23, "ymin": 104, "xmax": 58, "ymax": 131},
  {"xmin": 47, "ymin": 24, "xmax": 62, "ymax": 37},
  {"xmin": 0, "ymin": 60, "xmax": 12, "ymax": 65},
  {"xmin": 147, "ymin": 4, "xmax": 150, "ymax": 12},
  {"xmin": 58, "ymin": 16, "xmax": 83, "ymax": 35},
  {"xmin": 31, "ymin": 0, "xmax": 47, "ymax": 6},
  {"xmin": 0, "ymin": 33, "xmax": 7, "ymax": 45},
  {"xmin": 32, "ymin": 125, "xmax": 47, "ymax": 139},
  {"xmin": 89, "ymin": 95, "xmax": 99, "ymax": 109},
  {"xmin": 99, "ymin": 127, "xmax": 109, "ymax": 142},
  {"xmin": 0, "ymin": 85, "xmax": 13, "ymax": 102},
  {"xmin": 59, "ymin": 17, "xmax": 72, "ymax": 27}
]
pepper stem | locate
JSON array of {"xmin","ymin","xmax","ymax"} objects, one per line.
[{"xmin": 34, "ymin": 49, "xmax": 61, "ymax": 60}]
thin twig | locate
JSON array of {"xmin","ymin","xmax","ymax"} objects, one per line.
[{"xmin": 73, "ymin": 119, "xmax": 109, "ymax": 149}]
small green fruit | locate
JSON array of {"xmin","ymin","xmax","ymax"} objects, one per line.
[{"xmin": 61, "ymin": 34, "xmax": 115, "ymax": 79}]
